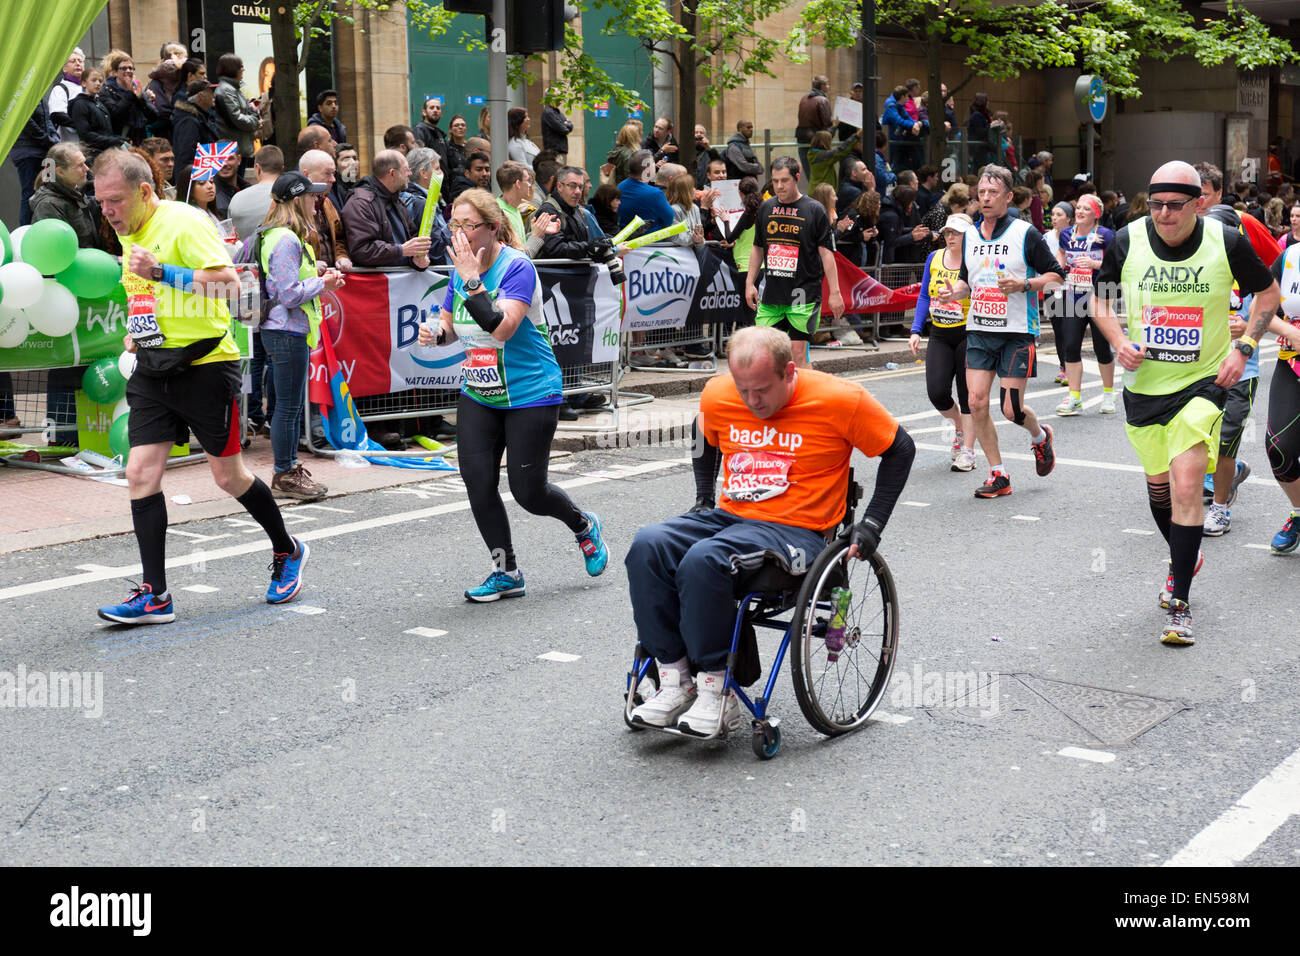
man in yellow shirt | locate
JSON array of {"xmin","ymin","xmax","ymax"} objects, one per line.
[{"xmin": 93, "ymin": 150, "xmax": 309, "ymax": 625}]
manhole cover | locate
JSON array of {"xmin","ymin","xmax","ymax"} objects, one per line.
[{"xmin": 923, "ymin": 672, "xmax": 1188, "ymax": 746}]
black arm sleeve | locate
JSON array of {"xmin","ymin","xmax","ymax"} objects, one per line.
[
  {"xmin": 862, "ymin": 426, "xmax": 915, "ymax": 530},
  {"xmin": 463, "ymin": 289, "xmax": 504, "ymax": 333},
  {"xmin": 691, "ymin": 415, "xmax": 720, "ymax": 501}
]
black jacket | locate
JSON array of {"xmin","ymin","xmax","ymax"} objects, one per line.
[
  {"xmin": 877, "ymin": 196, "xmax": 926, "ymax": 264},
  {"xmin": 13, "ymin": 96, "xmax": 58, "ymax": 163},
  {"xmin": 537, "ymin": 195, "xmax": 592, "ymax": 260},
  {"xmin": 341, "ymin": 175, "xmax": 421, "ymax": 268},
  {"xmin": 68, "ymin": 92, "xmax": 126, "ymax": 158},
  {"xmin": 723, "ymin": 133, "xmax": 762, "ymax": 180},
  {"xmin": 641, "ymin": 132, "xmax": 679, "ymax": 164},
  {"xmin": 30, "ymin": 181, "xmax": 102, "ymax": 250},
  {"xmin": 99, "ymin": 77, "xmax": 158, "ymax": 146},
  {"xmin": 414, "ymin": 121, "xmax": 451, "ymax": 175},
  {"xmin": 541, "ymin": 105, "xmax": 572, "ymax": 154}
]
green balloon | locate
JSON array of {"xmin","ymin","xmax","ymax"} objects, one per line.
[
  {"xmin": 55, "ymin": 249, "xmax": 123, "ymax": 300},
  {"xmin": 109, "ymin": 413, "xmax": 130, "ymax": 463},
  {"xmin": 0, "ymin": 219, "xmax": 10, "ymax": 266},
  {"xmin": 22, "ymin": 219, "xmax": 78, "ymax": 276},
  {"xmin": 83, "ymin": 356, "xmax": 127, "ymax": 404}
]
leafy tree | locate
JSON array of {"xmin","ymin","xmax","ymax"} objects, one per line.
[{"xmin": 798, "ymin": 0, "xmax": 1295, "ymax": 173}]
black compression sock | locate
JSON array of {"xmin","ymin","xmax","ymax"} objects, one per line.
[
  {"xmin": 1147, "ymin": 481, "xmax": 1173, "ymax": 544},
  {"xmin": 131, "ymin": 492, "xmax": 168, "ymax": 595},
  {"xmin": 236, "ymin": 477, "xmax": 295, "ymax": 554},
  {"xmin": 1169, "ymin": 522, "xmax": 1202, "ymax": 604}
]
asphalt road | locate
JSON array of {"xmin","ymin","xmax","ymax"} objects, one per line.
[{"xmin": 1, "ymin": 347, "xmax": 1297, "ymax": 867}]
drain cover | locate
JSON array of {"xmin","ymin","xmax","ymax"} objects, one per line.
[{"xmin": 926, "ymin": 673, "xmax": 1188, "ymax": 746}]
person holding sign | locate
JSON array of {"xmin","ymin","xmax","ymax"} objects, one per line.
[
  {"xmin": 933, "ymin": 165, "xmax": 1064, "ymax": 499},
  {"xmin": 416, "ymin": 189, "xmax": 609, "ymax": 603},
  {"xmin": 745, "ymin": 156, "xmax": 843, "ymax": 369},
  {"xmin": 92, "ymin": 149, "xmax": 309, "ymax": 625},
  {"xmin": 1093, "ymin": 160, "xmax": 1278, "ymax": 645}
]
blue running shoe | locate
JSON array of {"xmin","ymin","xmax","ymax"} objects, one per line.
[
  {"xmin": 576, "ymin": 511, "xmax": 608, "ymax": 576},
  {"xmin": 98, "ymin": 583, "xmax": 175, "ymax": 625},
  {"xmin": 465, "ymin": 569, "xmax": 526, "ymax": 603},
  {"xmin": 267, "ymin": 538, "xmax": 309, "ymax": 604},
  {"xmin": 1272, "ymin": 513, "xmax": 1300, "ymax": 554}
]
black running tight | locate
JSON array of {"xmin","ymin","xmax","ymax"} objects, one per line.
[
  {"xmin": 1057, "ymin": 295, "xmax": 1114, "ymax": 365},
  {"xmin": 1267, "ymin": 359, "xmax": 1300, "ymax": 484},
  {"xmin": 456, "ymin": 395, "xmax": 587, "ymax": 571},
  {"xmin": 925, "ymin": 324, "xmax": 969, "ymax": 415}
]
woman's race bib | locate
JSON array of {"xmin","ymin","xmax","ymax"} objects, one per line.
[
  {"xmin": 462, "ymin": 347, "xmax": 505, "ymax": 394},
  {"xmin": 1141, "ymin": 305, "xmax": 1203, "ymax": 364}
]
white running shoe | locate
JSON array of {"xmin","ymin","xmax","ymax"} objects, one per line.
[
  {"xmin": 630, "ymin": 668, "xmax": 696, "ymax": 727},
  {"xmin": 951, "ymin": 447, "xmax": 976, "ymax": 472},
  {"xmin": 1203, "ymin": 504, "xmax": 1231, "ymax": 537},
  {"xmin": 1099, "ymin": 392, "xmax": 1117, "ymax": 414},
  {"xmin": 676, "ymin": 671, "xmax": 742, "ymax": 737},
  {"xmin": 1055, "ymin": 396, "xmax": 1083, "ymax": 416}
]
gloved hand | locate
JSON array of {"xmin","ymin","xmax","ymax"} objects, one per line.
[
  {"xmin": 848, "ymin": 516, "xmax": 882, "ymax": 560},
  {"xmin": 687, "ymin": 495, "xmax": 714, "ymax": 514}
]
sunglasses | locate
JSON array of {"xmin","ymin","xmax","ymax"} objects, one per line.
[
  {"xmin": 449, "ymin": 221, "xmax": 488, "ymax": 232},
  {"xmin": 1147, "ymin": 198, "xmax": 1196, "ymax": 213}
]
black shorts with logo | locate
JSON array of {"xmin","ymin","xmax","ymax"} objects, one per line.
[{"xmin": 126, "ymin": 360, "xmax": 242, "ymax": 457}]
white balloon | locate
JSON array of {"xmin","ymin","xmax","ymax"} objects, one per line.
[
  {"xmin": 118, "ymin": 350, "xmax": 136, "ymax": 380},
  {"xmin": 0, "ymin": 306, "xmax": 29, "ymax": 349},
  {"xmin": 26, "ymin": 279, "xmax": 80, "ymax": 337},
  {"xmin": 112, "ymin": 397, "xmax": 130, "ymax": 421},
  {"xmin": 0, "ymin": 262, "xmax": 44, "ymax": 309},
  {"xmin": 8, "ymin": 225, "xmax": 29, "ymax": 263}
]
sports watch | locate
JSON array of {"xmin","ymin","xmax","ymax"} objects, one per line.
[
  {"xmin": 150, "ymin": 265, "xmax": 165, "ymax": 282},
  {"xmin": 463, "ymin": 276, "xmax": 483, "ymax": 293},
  {"xmin": 1233, "ymin": 339, "xmax": 1255, "ymax": 359}
]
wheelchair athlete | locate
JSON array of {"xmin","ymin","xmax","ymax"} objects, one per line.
[{"xmin": 625, "ymin": 326, "xmax": 915, "ymax": 735}]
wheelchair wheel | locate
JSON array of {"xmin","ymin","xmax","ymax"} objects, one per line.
[{"xmin": 788, "ymin": 538, "xmax": 899, "ymax": 736}]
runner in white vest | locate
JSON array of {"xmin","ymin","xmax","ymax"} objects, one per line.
[{"xmin": 934, "ymin": 165, "xmax": 1065, "ymax": 498}]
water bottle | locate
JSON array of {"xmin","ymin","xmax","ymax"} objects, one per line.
[
  {"xmin": 825, "ymin": 587, "xmax": 852, "ymax": 662},
  {"xmin": 1121, "ymin": 342, "xmax": 1141, "ymax": 392}
]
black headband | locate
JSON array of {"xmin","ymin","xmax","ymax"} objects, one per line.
[{"xmin": 1147, "ymin": 181, "xmax": 1201, "ymax": 198}]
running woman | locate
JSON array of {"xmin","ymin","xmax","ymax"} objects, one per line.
[
  {"xmin": 1044, "ymin": 201, "xmax": 1072, "ymax": 386},
  {"xmin": 909, "ymin": 213, "xmax": 976, "ymax": 471},
  {"xmin": 417, "ymin": 188, "xmax": 608, "ymax": 601},
  {"xmin": 93, "ymin": 149, "xmax": 308, "ymax": 624},
  {"xmin": 933, "ymin": 165, "xmax": 1065, "ymax": 498},
  {"xmin": 1262, "ymin": 236, "xmax": 1300, "ymax": 552},
  {"xmin": 1054, "ymin": 193, "xmax": 1117, "ymax": 416},
  {"xmin": 1095, "ymin": 161, "xmax": 1279, "ymax": 645},
  {"xmin": 745, "ymin": 155, "xmax": 845, "ymax": 369}
]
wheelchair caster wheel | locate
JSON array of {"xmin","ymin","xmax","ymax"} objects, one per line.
[{"xmin": 752, "ymin": 722, "xmax": 780, "ymax": 760}]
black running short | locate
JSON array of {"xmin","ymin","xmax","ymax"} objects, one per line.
[{"xmin": 126, "ymin": 360, "xmax": 243, "ymax": 457}]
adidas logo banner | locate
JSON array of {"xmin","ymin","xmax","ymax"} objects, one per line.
[{"xmin": 688, "ymin": 245, "xmax": 746, "ymax": 326}]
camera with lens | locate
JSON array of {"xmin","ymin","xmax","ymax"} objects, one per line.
[{"xmin": 588, "ymin": 237, "xmax": 626, "ymax": 285}]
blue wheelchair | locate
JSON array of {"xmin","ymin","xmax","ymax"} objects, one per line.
[{"xmin": 623, "ymin": 471, "xmax": 901, "ymax": 759}]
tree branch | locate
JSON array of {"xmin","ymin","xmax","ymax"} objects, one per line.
[{"xmin": 296, "ymin": 0, "xmax": 325, "ymax": 74}]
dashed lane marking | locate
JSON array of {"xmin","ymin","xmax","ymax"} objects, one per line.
[
  {"xmin": 404, "ymin": 627, "xmax": 448, "ymax": 638},
  {"xmin": 538, "ymin": 651, "xmax": 582, "ymax": 663},
  {"xmin": 1057, "ymin": 747, "xmax": 1116, "ymax": 764}
]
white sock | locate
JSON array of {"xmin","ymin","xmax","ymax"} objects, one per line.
[
  {"xmin": 991, "ymin": 466, "xmax": 1008, "ymax": 479},
  {"xmin": 662, "ymin": 656, "xmax": 691, "ymax": 683},
  {"xmin": 1031, "ymin": 429, "xmax": 1047, "ymax": 444}
]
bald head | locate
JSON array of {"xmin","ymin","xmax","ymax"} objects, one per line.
[
  {"xmin": 299, "ymin": 149, "xmax": 335, "ymax": 178},
  {"xmin": 1150, "ymin": 160, "xmax": 1200, "ymax": 190},
  {"xmin": 656, "ymin": 162, "xmax": 687, "ymax": 187}
]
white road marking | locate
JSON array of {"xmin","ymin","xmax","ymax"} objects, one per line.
[
  {"xmin": 1123, "ymin": 529, "xmax": 1156, "ymax": 536},
  {"xmin": 164, "ymin": 528, "xmax": 234, "ymax": 542},
  {"xmin": 1165, "ymin": 745, "xmax": 1300, "ymax": 866},
  {"xmin": 1011, "ymin": 515, "xmax": 1040, "ymax": 522},
  {"xmin": 181, "ymin": 585, "xmax": 220, "ymax": 594},
  {"xmin": 286, "ymin": 605, "xmax": 326, "ymax": 615},
  {"xmin": 404, "ymin": 627, "xmax": 448, "ymax": 638},
  {"xmin": 75, "ymin": 564, "xmax": 117, "ymax": 572},
  {"xmin": 870, "ymin": 711, "xmax": 913, "ymax": 725},
  {"xmin": 1243, "ymin": 543, "xmax": 1274, "ymax": 551},
  {"xmin": 1057, "ymin": 747, "xmax": 1116, "ymax": 764},
  {"xmin": 0, "ymin": 459, "xmax": 684, "ymax": 603},
  {"xmin": 287, "ymin": 503, "xmax": 356, "ymax": 514},
  {"xmin": 538, "ymin": 651, "xmax": 582, "ymax": 663},
  {"xmin": 901, "ymin": 501, "xmax": 930, "ymax": 508}
]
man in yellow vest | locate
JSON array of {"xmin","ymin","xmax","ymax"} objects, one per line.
[
  {"xmin": 93, "ymin": 150, "xmax": 310, "ymax": 625},
  {"xmin": 1093, "ymin": 160, "xmax": 1279, "ymax": 646}
]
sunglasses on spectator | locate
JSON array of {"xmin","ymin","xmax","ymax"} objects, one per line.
[{"xmin": 1147, "ymin": 198, "xmax": 1196, "ymax": 213}]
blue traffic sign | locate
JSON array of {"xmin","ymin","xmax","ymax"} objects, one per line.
[{"xmin": 1088, "ymin": 76, "xmax": 1107, "ymax": 124}]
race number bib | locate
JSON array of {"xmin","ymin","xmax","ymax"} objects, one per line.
[
  {"xmin": 128, "ymin": 294, "xmax": 165, "ymax": 348},
  {"xmin": 765, "ymin": 243, "xmax": 799, "ymax": 278},
  {"xmin": 969, "ymin": 281, "xmax": 1009, "ymax": 328},
  {"xmin": 929, "ymin": 299, "xmax": 964, "ymax": 325},
  {"xmin": 723, "ymin": 450, "xmax": 792, "ymax": 502},
  {"xmin": 1141, "ymin": 306, "xmax": 1203, "ymax": 364},
  {"xmin": 1067, "ymin": 264, "xmax": 1094, "ymax": 291},
  {"xmin": 462, "ymin": 347, "xmax": 504, "ymax": 394}
]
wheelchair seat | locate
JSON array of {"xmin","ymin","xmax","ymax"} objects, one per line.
[{"xmin": 730, "ymin": 559, "xmax": 807, "ymax": 598}]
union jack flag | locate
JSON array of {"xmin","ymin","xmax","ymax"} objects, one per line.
[{"xmin": 191, "ymin": 141, "xmax": 238, "ymax": 181}]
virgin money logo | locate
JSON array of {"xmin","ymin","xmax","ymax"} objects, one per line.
[
  {"xmin": 320, "ymin": 290, "xmax": 344, "ymax": 347},
  {"xmin": 730, "ymin": 452, "xmax": 754, "ymax": 473}
]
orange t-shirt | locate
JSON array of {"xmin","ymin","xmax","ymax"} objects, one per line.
[{"xmin": 699, "ymin": 368, "xmax": 899, "ymax": 531}]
